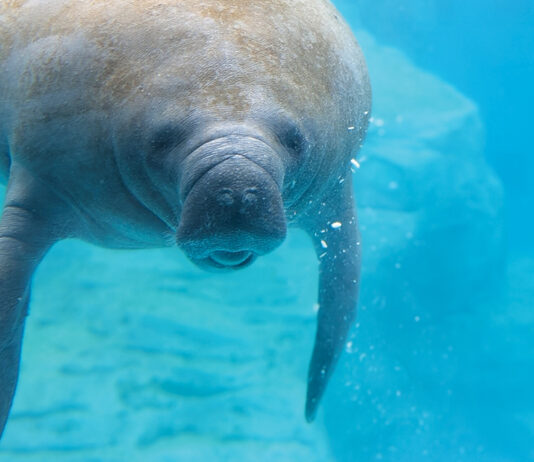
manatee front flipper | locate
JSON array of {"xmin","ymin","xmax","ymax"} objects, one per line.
[
  {"xmin": 302, "ymin": 178, "xmax": 361, "ymax": 422},
  {"xmin": 0, "ymin": 169, "xmax": 62, "ymax": 438}
]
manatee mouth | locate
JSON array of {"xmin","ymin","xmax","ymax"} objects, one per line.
[{"xmin": 207, "ymin": 251, "xmax": 256, "ymax": 269}]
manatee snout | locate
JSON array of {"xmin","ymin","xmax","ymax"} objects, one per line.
[{"xmin": 177, "ymin": 150, "xmax": 286, "ymax": 270}]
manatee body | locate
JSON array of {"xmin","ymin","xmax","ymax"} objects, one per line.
[{"xmin": 0, "ymin": 0, "xmax": 371, "ymax": 436}]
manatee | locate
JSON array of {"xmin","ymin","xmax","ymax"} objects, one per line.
[{"xmin": 0, "ymin": 0, "xmax": 371, "ymax": 436}]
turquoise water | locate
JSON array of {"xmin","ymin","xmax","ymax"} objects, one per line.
[{"xmin": 1, "ymin": 1, "xmax": 533, "ymax": 461}]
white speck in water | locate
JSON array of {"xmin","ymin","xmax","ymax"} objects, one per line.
[
  {"xmin": 319, "ymin": 252, "xmax": 327, "ymax": 259},
  {"xmin": 348, "ymin": 126, "xmax": 355, "ymax": 131},
  {"xmin": 375, "ymin": 118, "xmax": 385, "ymax": 127},
  {"xmin": 396, "ymin": 390, "xmax": 402, "ymax": 397},
  {"xmin": 320, "ymin": 240, "xmax": 328, "ymax": 249},
  {"xmin": 331, "ymin": 221, "xmax": 342, "ymax": 229},
  {"xmin": 345, "ymin": 341, "xmax": 353, "ymax": 353},
  {"xmin": 388, "ymin": 181, "xmax": 399, "ymax": 190},
  {"xmin": 350, "ymin": 158, "xmax": 360, "ymax": 169},
  {"xmin": 364, "ymin": 110, "xmax": 369, "ymax": 115},
  {"xmin": 414, "ymin": 315, "xmax": 420, "ymax": 322},
  {"xmin": 313, "ymin": 303, "xmax": 320, "ymax": 313}
]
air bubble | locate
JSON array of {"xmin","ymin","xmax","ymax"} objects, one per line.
[{"xmin": 350, "ymin": 158, "xmax": 360, "ymax": 169}]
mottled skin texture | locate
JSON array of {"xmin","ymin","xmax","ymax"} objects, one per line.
[{"xmin": 0, "ymin": 0, "xmax": 371, "ymax": 436}]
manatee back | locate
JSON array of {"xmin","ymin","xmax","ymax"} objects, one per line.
[{"xmin": 0, "ymin": 0, "xmax": 370, "ymax": 186}]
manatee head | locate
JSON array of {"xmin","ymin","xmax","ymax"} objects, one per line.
[{"xmin": 107, "ymin": 0, "xmax": 369, "ymax": 266}]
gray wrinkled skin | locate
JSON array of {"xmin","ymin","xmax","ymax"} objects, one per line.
[{"xmin": 0, "ymin": 0, "xmax": 371, "ymax": 436}]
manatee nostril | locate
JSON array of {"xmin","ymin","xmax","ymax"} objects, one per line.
[
  {"xmin": 217, "ymin": 188, "xmax": 235, "ymax": 206},
  {"xmin": 242, "ymin": 187, "xmax": 258, "ymax": 207}
]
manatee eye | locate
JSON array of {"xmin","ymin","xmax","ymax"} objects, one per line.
[
  {"xmin": 277, "ymin": 123, "xmax": 307, "ymax": 156},
  {"xmin": 150, "ymin": 124, "xmax": 188, "ymax": 152}
]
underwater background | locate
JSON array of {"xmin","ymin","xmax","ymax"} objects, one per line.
[{"xmin": 0, "ymin": 1, "xmax": 532, "ymax": 461}]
